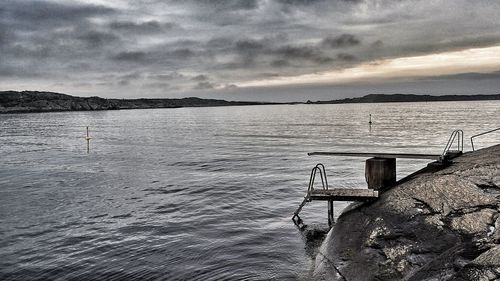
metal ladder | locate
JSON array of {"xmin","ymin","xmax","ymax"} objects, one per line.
[
  {"xmin": 440, "ymin": 129, "xmax": 463, "ymax": 161},
  {"xmin": 292, "ymin": 163, "xmax": 332, "ymax": 228}
]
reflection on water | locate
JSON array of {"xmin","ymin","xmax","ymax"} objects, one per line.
[{"xmin": 0, "ymin": 101, "xmax": 499, "ymax": 280}]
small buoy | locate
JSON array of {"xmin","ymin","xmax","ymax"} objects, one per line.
[
  {"xmin": 85, "ymin": 126, "xmax": 92, "ymax": 153},
  {"xmin": 369, "ymin": 114, "xmax": 372, "ymax": 125}
]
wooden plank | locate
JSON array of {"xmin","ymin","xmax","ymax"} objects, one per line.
[
  {"xmin": 310, "ymin": 188, "xmax": 379, "ymax": 201},
  {"xmin": 308, "ymin": 152, "xmax": 441, "ymax": 160}
]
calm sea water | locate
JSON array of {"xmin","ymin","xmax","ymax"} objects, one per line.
[{"xmin": 1, "ymin": 101, "xmax": 499, "ymax": 280}]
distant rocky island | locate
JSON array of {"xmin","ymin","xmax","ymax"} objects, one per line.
[
  {"xmin": 307, "ymin": 93, "xmax": 500, "ymax": 104},
  {"xmin": 1, "ymin": 91, "xmax": 500, "ymax": 114},
  {"xmin": 0, "ymin": 91, "xmax": 272, "ymax": 114}
]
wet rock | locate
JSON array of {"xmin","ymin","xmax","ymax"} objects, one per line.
[{"xmin": 314, "ymin": 144, "xmax": 500, "ymax": 280}]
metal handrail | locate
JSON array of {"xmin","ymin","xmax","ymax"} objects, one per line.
[
  {"xmin": 471, "ymin": 127, "xmax": 500, "ymax": 151},
  {"xmin": 441, "ymin": 130, "xmax": 463, "ymax": 160}
]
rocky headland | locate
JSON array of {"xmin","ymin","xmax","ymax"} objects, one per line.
[
  {"xmin": 314, "ymin": 144, "xmax": 500, "ymax": 280},
  {"xmin": 307, "ymin": 93, "xmax": 500, "ymax": 104},
  {"xmin": 2, "ymin": 91, "xmax": 500, "ymax": 114},
  {"xmin": 0, "ymin": 91, "xmax": 272, "ymax": 114}
]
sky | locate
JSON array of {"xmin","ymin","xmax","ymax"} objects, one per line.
[{"xmin": 1, "ymin": 0, "xmax": 500, "ymax": 101}]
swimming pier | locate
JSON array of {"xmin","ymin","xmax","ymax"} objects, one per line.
[{"xmin": 292, "ymin": 130, "xmax": 465, "ymax": 228}]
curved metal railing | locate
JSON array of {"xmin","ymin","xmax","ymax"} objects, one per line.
[
  {"xmin": 471, "ymin": 127, "xmax": 500, "ymax": 151},
  {"xmin": 307, "ymin": 163, "xmax": 329, "ymax": 193}
]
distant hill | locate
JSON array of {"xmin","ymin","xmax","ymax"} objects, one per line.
[
  {"xmin": 308, "ymin": 93, "xmax": 500, "ymax": 104},
  {"xmin": 0, "ymin": 91, "xmax": 272, "ymax": 114},
  {"xmin": 2, "ymin": 91, "xmax": 500, "ymax": 114}
]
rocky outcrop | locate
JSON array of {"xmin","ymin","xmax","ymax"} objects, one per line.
[
  {"xmin": 0, "ymin": 91, "xmax": 272, "ymax": 113},
  {"xmin": 0, "ymin": 91, "xmax": 120, "ymax": 113},
  {"xmin": 314, "ymin": 144, "xmax": 500, "ymax": 280}
]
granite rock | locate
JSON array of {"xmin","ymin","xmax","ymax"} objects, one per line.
[{"xmin": 314, "ymin": 144, "xmax": 500, "ymax": 281}]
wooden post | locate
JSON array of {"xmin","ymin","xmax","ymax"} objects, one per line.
[
  {"xmin": 365, "ymin": 158, "xmax": 396, "ymax": 191},
  {"xmin": 327, "ymin": 200, "xmax": 334, "ymax": 227}
]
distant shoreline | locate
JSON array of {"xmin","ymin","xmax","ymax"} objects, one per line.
[
  {"xmin": 1, "ymin": 91, "xmax": 499, "ymax": 114},
  {"xmin": 306, "ymin": 93, "xmax": 500, "ymax": 104},
  {"xmin": 0, "ymin": 91, "xmax": 278, "ymax": 114}
]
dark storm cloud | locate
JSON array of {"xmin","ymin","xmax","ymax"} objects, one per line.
[
  {"xmin": 170, "ymin": 48, "xmax": 196, "ymax": 59},
  {"xmin": 2, "ymin": 0, "xmax": 500, "ymax": 98},
  {"xmin": 322, "ymin": 34, "xmax": 360, "ymax": 48},
  {"xmin": 109, "ymin": 20, "xmax": 176, "ymax": 33},
  {"xmin": 112, "ymin": 51, "xmax": 147, "ymax": 62},
  {"xmin": 0, "ymin": 26, "xmax": 10, "ymax": 47},
  {"xmin": 173, "ymin": 0, "xmax": 259, "ymax": 11},
  {"xmin": 0, "ymin": 0, "xmax": 114, "ymax": 29},
  {"xmin": 235, "ymin": 39, "xmax": 266, "ymax": 54},
  {"xmin": 336, "ymin": 53, "xmax": 357, "ymax": 61},
  {"xmin": 77, "ymin": 31, "xmax": 120, "ymax": 48},
  {"xmin": 275, "ymin": 45, "xmax": 333, "ymax": 64},
  {"xmin": 277, "ymin": 0, "xmax": 326, "ymax": 5}
]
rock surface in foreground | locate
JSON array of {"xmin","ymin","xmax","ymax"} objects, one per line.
[{"xmin": 314, "ymin": 144, "xmax": 500, "ymax": 280}]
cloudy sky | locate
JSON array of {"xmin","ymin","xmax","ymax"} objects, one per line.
[{"xmin": 1, "ymin": 0, "xmax": 500, "ymax": 101}]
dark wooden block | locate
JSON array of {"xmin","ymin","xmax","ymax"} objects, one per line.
[{"xmin": 365, "ymin": 157, "xmax": 396, "ymax": 190}]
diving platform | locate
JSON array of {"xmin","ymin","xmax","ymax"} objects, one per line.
[
  {"xmin": 308, "ymin": 152, "xmax": 442, "ymax": 160},
  {"xmin": 292, "ymin": 130, "xmax": 465, "ymax": 228},
  {"xmin": 308, "ymin": 151, "xmax": 463, "ymax": 162}
]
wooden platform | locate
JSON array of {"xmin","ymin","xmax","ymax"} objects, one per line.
[
  {"xmin": 307, "ymin": 152, "xmax": 442, "ymax": 160},
  {"xmin": 310, "ymin": 188, "xmax": 379, "ymax": 201}
]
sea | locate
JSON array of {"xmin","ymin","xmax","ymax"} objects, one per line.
[{"xmin": 1, "ymin": 101, "xmax": 499, "ymax": 280}]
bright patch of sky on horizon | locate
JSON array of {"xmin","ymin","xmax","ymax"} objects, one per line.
[{"xmin": 1, "ymin": 0, "xmax": 500, "ymax": 101}]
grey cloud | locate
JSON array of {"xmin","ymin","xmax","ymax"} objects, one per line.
[
  {"xmin": 235, "ymin": 39, "xmax": 265, "ymax": 54},
  {"xmin": 206, "ymin": 37, "xmax": 233, "ymax": 49},
  {"xmin": 1, "ymin": 0, "xmax": 114, "ymax": 29},
  {"xmin": 77, "ymin": 30, "xmax": 120, "ymax": 48},
  {"xmin": 273, "ymin": 45, "xmax": 333, "ymax": 65},
  {"xmin": 322, "ymin": 34, "xmax": 360, "ymax": 48},
  {"xmin": 2, "ymin": 0, "xmax": 500, "ymax": 98},
  {"xmin": 118, "ymin": 79, "xmax": 130, "ymax": 86},
  {"xmin": 112, "ymin": 51, "xmax": 147, "ymax": 62},
  {"xmin": 144, "ymin": 82, "xmax": 170, "ymax": 89},
  {"xmin": 192, "ymin": 75, "xmax": 209, "ymax": 81},
  {"xmin": 371, "ymin": 40, "xmax": 384, "ymax": 48},
  {"xmin": 194, "ymin": 81, "xmax": 217, "ymax": 90},
  {"xmin": 336, "ymin": 53, "xmax": 357, "ymax": 61},
  {"xmin": 109, "ymin": 20, "xmax": 175, "ymax": 33},
  {"xmin": 270, "ymin": 59, "xmax": 289, "ymax": 68},
  {"xmin": 170, "ymin": 48, "xmax": 195, "ymax": 59},
  {"xmin": 150, "ymin": 72, "xmax": 186, "ymax": 81},
  {"xmin": 119, "ymin": 72, "xmax": 143, "ymax": 80},
  {"xmin": 0, "ymin": 26, "xmax": 10, "ymax": 46},
  {"xmin": 277, "ymin": 0, "xmax": 326, "ymax": 5},
  {"xmin": 174, "ymin": 0, "xmax": 259, "ymax": 11}
]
